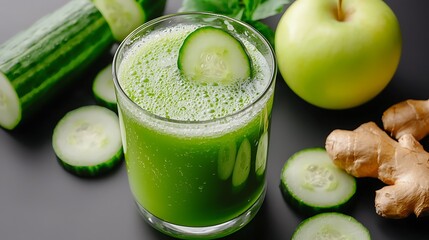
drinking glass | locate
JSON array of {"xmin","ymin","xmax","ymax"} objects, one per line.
[{"xmin": 113, "ymin": 12, "xmax": 277, "ymax": 239}]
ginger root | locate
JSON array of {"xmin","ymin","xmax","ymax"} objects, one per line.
[
  {"xmin": 382, "ymin": 99, "xmax": 429, "ymax": 141},
  {"xmin": 325, "ymin": 99, "xmax": 429, "ymax": 219}
]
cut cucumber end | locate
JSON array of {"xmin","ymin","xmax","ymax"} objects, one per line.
[
  {"xmin": 0, "ymin": 72, "xmax": 21, "ymax": 130},
  {"xmin": 93, "ymin": 64, "xmax": 117, "ymax": 111},
  {"xmin": 280, "ymin": 148, "xmax": 356, "ymax": 214},
  {"xmin": 93, "ymin": 0, "xmax": 145, "ymax": 41},
  {"xmin": 178, "ymin": 26, "xmax": 251, "ymax": 86},
  {"xmin": 232, "ymin": 138, "xmax": 251, "ymax": 191},
  {"xmin": 52, "ymin": 105, "xmax": 123, "ymax": 177},
  {"xmin": 292, "ymin": 213, "xmax": 371, "ymax": 240}
]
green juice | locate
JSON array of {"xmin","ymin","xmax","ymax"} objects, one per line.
[{"xmin": 116, "ymin": 22, "xmax": 275, "ymax": 228}]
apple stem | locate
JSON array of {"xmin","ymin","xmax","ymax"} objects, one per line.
[{"xmin": 337, "ymin": 0, "xmax": 344, "ymax": 21}]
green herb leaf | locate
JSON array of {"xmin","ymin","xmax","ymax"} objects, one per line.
[
  {"xmin": 180, "ymin": 0, "xmax": 290, "ymax": 22},
  {"xmin": 247, "ymin": 20, "xmax": 275, "ymax": 47},
  {"xmin": 179, "ymin": 0, "xmax": 243, "ymax": 19},
  {"xmin": 242, "ymin": 0, "xmax": 261, "ymax": 21},
  {"xmin": 251, "ymin": 0, "xmax": 291, "ymax": 21}
]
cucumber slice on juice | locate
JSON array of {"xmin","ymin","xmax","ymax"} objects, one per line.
[
  {"xmin": 255, "ymin": 131, "xmax": 269, "ymax": 177},
  {"xmin": 292, "ymin": 212, "xmax": 371, "ymax": 240},
  {"xmin": 280, "ymin": 148, "xmax": 356, "ymax": 214},
  {"xmin": 178, "ymin": 26, "xmax": 251, "ymax": 85},
  {"xmin": 217, "ymin": 141, "xmax": 237, "ymax": 181},
  {"xmin": 232, "ymin": 138, "xmax": 251, "ymax": 190},
  {"xmin": 93, "ymin": 0, "xmax": 145, "ymax": 41},
  {"xmin": 52, "ymin": 105, "xmax": 123, "ymax": 177},
  {"xmin": 92, "ymin": 64, "xmax": 117, "ymax": 111}
]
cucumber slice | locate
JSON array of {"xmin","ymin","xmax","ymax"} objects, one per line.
[
  {"xmin": 232, "ymin": 138, "xmax": 251, "ymax": 190},
  {"xmin": 217, "ymin": 141, "xmax": 237, "ymax": 181},
  {"xmin": 178, "ymin": 26, "xmax": 251, "ymax": 85},
  {"xmin": 92, "ymin": 64, "xmax": 117, "ymax": 111},
  {"xmin": 93, "ymin": 0, "xmax": 145, "ymax": 41},
  {"xmin": 52, "ymin": 105, "xmax": 123, "ymax": 177},
  {"xmin": 292, "ymin": 213, "xmax": 371, "ymax": 240},
  {"xmin": 280, "ymin": 148, "xmax": 356, "ymax": 214},
  {"xmin": 255, "ymin": 131, "xmax": 269, "ymax": 177}
]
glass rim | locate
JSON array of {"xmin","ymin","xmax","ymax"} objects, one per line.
[{"xmin": 112, "ymin": 11, "xmax": 277, "ymax": 125}]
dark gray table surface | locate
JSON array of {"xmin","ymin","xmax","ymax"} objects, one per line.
[{"xmin": 1, "ymin": 0, "xmax": 429, "ymax": 239}]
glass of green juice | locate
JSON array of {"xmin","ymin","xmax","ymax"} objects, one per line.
[{"xmin": 113, "ymin": 12, "xmax": 277, "ymax": 239}]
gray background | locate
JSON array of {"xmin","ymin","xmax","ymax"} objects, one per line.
[{"xmin": 1, "ymin": 0, "xmax": 429, "ymax": 239}]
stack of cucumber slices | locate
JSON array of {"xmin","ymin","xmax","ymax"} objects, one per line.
[{"xmin": 281, "ymin": 148, "xmax": 371, "ymax": 239}]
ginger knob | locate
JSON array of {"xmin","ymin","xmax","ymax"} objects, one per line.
[
  {"xmin": 326, "ymin": 121, "xmax": 429, "ymax": 218},
  {"xmin": 382, "ymin": 99, "xmax": 429, "ymax": 140}
]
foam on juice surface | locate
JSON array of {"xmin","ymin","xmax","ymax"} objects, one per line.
[{"xmin": 118, "ymin": 24, "xmax": 271, "ymax": 122}]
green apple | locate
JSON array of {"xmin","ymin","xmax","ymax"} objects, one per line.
[{"xmin": 275, "ymin": 0, "xmax": 402, "ymax": 109}]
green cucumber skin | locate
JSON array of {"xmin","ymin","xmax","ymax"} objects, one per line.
[
  {"xmin": 280, "ymin": 180, "xmax": 356, "ymax": 216},
  {"xmin": 0, "ymin": 0, "xmax": 114, "ymax": 129},
  {"xmin": 57, "ymin": 149, "xmax": 123, "ymax": 177}
]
